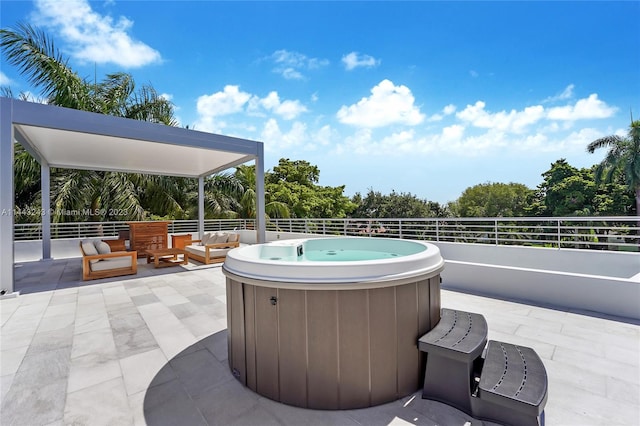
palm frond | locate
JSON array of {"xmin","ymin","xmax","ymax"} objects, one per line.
[{"xmin": 0, "ymin": 23, "xmax": 91, "ymax": 108}]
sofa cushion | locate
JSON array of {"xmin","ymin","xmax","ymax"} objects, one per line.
[
  {"xmin": 200, "ymin": 232, "xmax": 214, "ymax": 246},
  {"xmin": 90, "ymin": 257, "xmax": 133, "ymax": 272},
  {"xmin": 227, "ymin": 233, "xmax": 239, "ymax": 243},
  {"xmin": 185, "ymin": 245, "xmax": 206, "ymax": 256},
  {"xmin": 81, "ymin": 240, "xmax": 101, "ymax": 264},
  {"xmin": 212, "ymin": 232, "xmax": 229, "ymax": 244},
  {"xmin": 95, "ymin": 241, "xmax": 112, "ymax": 255}
]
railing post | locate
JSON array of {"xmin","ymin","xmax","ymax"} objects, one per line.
[
  {"xmin": 495, "ymin": 219, "xmax": 499, "ymax": 245},
  {"xmin": 557, "ymin": 220, "xmax": 561, "ymax": 249},
  {"xmin": 436, "ymin": 220, "xmax": 440, "ymax": 242},
  {"xmin": 399, "ymin": 219, "xmax": 403, "ymax": 239}
]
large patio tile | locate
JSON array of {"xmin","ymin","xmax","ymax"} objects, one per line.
[
  {"xmin": 119, "ymin": 348, "xmax": 175, "ymax": 396},
  {"xmin": 143, "ymin": 378, "xmax": 208, "ymax": 426},
  {"xmin": 0, "ymin": 328, "xmax": 36, "ymax": 351},
  {"xmin": 0, "ymin": 377, "xmax": 66, "ymax": 426},
  {"xmin": 25, "ymin": 324, "xmax": 74, "ymax": 356},
  {"xmin": 152, "ymin": 326, "xmax": 199, "ymax": 360},
  {"xmin": 552, "ymin": 346, "xmax": 640, "ymax": 385},
  {"xmin": 544, "ymin": 357, "xmax": 607, "ymax": 397},
  {"xmin": 67, "ymin": 353, "xmax": 121, "ymax": 393},
  {"xmin": 607, "ymin": 376, "xmax": 640, "ymax": 406},
  {"xmin": 64, "ymin": 377, "xmax": 133, "ymax": 426},
  {"xmin": 516, "ymin": 324, "xmax": 605, "ymax": 356},
  {"xmin": 130, "ymin": 292, "xmax": 161, "ymax": 306},
  {"xmin": 170, "ymin": 347, "xmax": 233, "ymax": 397},
  {"xmin": 182, "ymin": 313, "xmax": 226, "ymax": 338},
  {"xmin": 168, "ymin": 301, "xmax": 202, "ymax": 319},
  {"xmin": 150, "ymin": 285, "xmax": 191, "ymax": 306},
  {"xmin": 547, "ymin": 379, "xmax": 639, "ymax": 425},
  {"xmin": 14, "ymin": 346, "xmax": 71, "ymax": 388},
  {"xmin": 0, "ymin": 344, "xmax": 29, "ymax": 376},
  {"xmin": 37, "ymin": 312, "xmax": 75, "ymax": 333},
  {"xmin": 0, "ymin": 373, "xmax": 14, "ymax": 401},
  {"xmin": 74, "ymin": 311, "xmax": 111, "ymax": 334},
  {"xmin": 192, "ymin": 378, "xmax": 261, "ymax": 426},
  {"xmin": 261, "ymin": 395, "xmax": 362, "ymax": 426},
  {"xmin": 71, "ymin": 327, "xmax": 117, "ymax": 359}
]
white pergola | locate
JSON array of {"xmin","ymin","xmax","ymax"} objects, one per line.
[{"xmin": 0, "ymin": 97, "xmax": 266, "ymax": 295}]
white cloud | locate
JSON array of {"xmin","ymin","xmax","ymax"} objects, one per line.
[
  {"xmin": 196, "ymin": 85, "xmax": 308, "ymax": 128},
  {"xmin": 342, "ymin": 52, "xmax": 380, "ymax": 70},
  {"xmin": 470, "ymin": 70, "xmax": 479, "ymax": 78},
  {"xmin": 546, "ymin": 94, "xmax": 617, "ymax": 121},
  {"xmin": 270, "ymin": 49, "xmax": 329, "ymax": 80},
  {"xmin": 257, "ymin": 92, "xmax": 308, "ymax": 120},
  {"xmin": 197, "ymin": 85, "xmax": 252, "ymax": 117},
  {"xmin": 543, "ymin": 84, "xmax": 575, "ymax": 103},
  {"xmin": 32, "ymin": 0, "xmax": 161, "ymax": 68},
  {"xmin": 443, "ymin": 104, "xmax": 457, "ymax": 115},
  {"xmin": 456, "ymin": 101, "xmax": 545, "ymax": 133},
  {"xmin": 428, "ymin": 104, "xmax": 457, "ymax": 122},
  {"xmin": 336, "ymin": 79, "xmax": 425, "ymax": 128},
  {"xmin": 0, "ymin": 71, "xmax": 12, "ymax": 85},
  {"xmin": 261, "ymin": 119, "xmax": 308, "ymax": 151}
]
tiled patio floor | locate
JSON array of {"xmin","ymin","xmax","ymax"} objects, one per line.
[{"xmin": 1, "ymin": 258, "xmax": 639, "ymax": 425}]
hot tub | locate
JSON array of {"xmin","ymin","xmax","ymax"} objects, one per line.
[{"xmin": 222, "ymin": 237, "xmax": 444, "ymax": 409}]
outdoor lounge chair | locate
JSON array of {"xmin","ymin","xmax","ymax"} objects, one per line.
[
  {"xmin": 180, "ymin": 231, "xmax": 240, "ymax": 264},
  {"xmin": 80, "ymin": 240, "xmax": 137, "ymax": 280}
]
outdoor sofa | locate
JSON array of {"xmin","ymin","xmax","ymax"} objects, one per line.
[
  {"xmin": 182, "ymin": 231, "xmax": 240, "ymax": 264},
  {"xmin": 79, "ymin": 240, "xmax": 137, "ymax": 280}
]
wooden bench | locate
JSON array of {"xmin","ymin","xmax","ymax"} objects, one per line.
[
  {"xmin": 418, "ymin": 308, "xmax": 487, "ymax": 415},
  {"xmin": 472, "ymin": 340, "xmax": 548, "ymax": 426}
]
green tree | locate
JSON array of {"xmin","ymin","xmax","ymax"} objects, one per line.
[
  {"xmin": 587, "ymin": 119, "xmax": 640, "ymax": 216},
  {"xmin": 351, "ymin": 190, "xmax": 449, "ymax": 218},
  {"xmin": 533, "ymin": 160, "xmax": 596, "ymax": 216},
  {"xmin": 234, "ymin": 165, "xmax": 290, "ymax": 219},
  {"xmin": 265, "ymin": 159, "xmax": 355, "ymax": 218},
  {"xmin": 451, "ymin": 182, "xmax": 533, "ymax": 217}
]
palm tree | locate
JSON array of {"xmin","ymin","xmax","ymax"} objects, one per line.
[
  {"xmin": 587, "ymin": 119, "xmax": 640, "ymax": 215},
  {"xmin": 1, "ymin": 23, "xmax": 180, "ymax": 222},
  {"xmin": 235, "ymin": 165, "xmax": 290, "ymax": 219}
]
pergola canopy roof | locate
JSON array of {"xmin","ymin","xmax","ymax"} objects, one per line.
[
  {"xmin": 11, "ymin": 99, "xmax": 261, "ymax": 177},
  {"xmin": 0, "ymin": 97, "xmax": 266, "ymax": 295}
]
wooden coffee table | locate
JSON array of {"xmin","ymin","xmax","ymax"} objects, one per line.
[{"xmin": 144, "ymin": 248, "xmax": 189, "ymax": 268}]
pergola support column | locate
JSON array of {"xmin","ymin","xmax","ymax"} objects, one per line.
[
  {"xmin": 198, "ymin": 176, "xmax": 205, "ymax": 239},
  {"xmin": 255, "ymin": 144, "xmax": 266, "ymax": 243},
  {"xmin": 0, "ymin": 98, "xmax": 15, "ymax": 295},
  {"xmin": 41, "ymin": 163, "xmax": 51, "ymax": 260}
]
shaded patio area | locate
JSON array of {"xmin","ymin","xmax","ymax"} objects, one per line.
[{"xmin": 1, "ymin": 259, "xmax": 639, "ymax": 425}]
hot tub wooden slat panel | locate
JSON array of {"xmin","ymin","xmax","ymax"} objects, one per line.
[
  {"xmin": 307, "ymin": 290, "xmax": 339, "ymax": 409},
  {"xmin": 228, "ymin": 279, "xmax": 246, "ymax": 385},
  {"xmin": 396, "ymin": 282, "xmax": 420, "ymax": 396},
  {"xmin": 244, "ymin": 284, "xmax": 257, "ymax": 391},
  {"xmin": 369, "ymin": 286, "xmax": 398, "ymax": 405},
  {"xmin": 338, "ymin": 289, "xmax": 371, "ymax": 409},
  {"xmin": 255, "ymin": 285, "xmax": 280, "ymax": 401},
  {"xmin": 278, "ymin": 289, "xmax": 308, "ymax": 407},
  {"xmin": 417, "ymin": 279, "xmax": 432, "ymax": 381},
  {"xmin": 429, "ymin": 277, "xmax": 441, "ymax": 327}
]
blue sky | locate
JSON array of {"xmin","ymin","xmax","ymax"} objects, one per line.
[{"xmin": 1, "ymin": 0, "xmax": 639, "ymax": 204}]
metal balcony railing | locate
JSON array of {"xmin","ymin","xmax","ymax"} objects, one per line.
[{"xmin": 13, "ymin": 217, "xmax": 639, "ymax": 252}]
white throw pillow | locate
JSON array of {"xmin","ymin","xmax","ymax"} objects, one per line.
[
  {"xmin": 213, "ymin": 232, "xmax": 229, "ymax": 244},
  {"xmin": 227, "ymin": 233, "xmax": 239, "ymax": 243},
  {"xmin": 95, "ymin": 241, "xmax": 111, "ymax": 255},
  {"xmin": 200, "ymin": 232, "xmax": 214, "ymax": 246},
  {"xmin": 81, "ymin": 240, "xmax": 101, "ymax": 264}
]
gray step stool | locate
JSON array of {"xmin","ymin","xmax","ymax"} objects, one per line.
[
  {"xmin": 418, "ymin": 308, "xmax": 487, "ymax": 415},
  {"xmin": 472, "ymin": 340, "xmax": 548, "ymax": 426}
]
